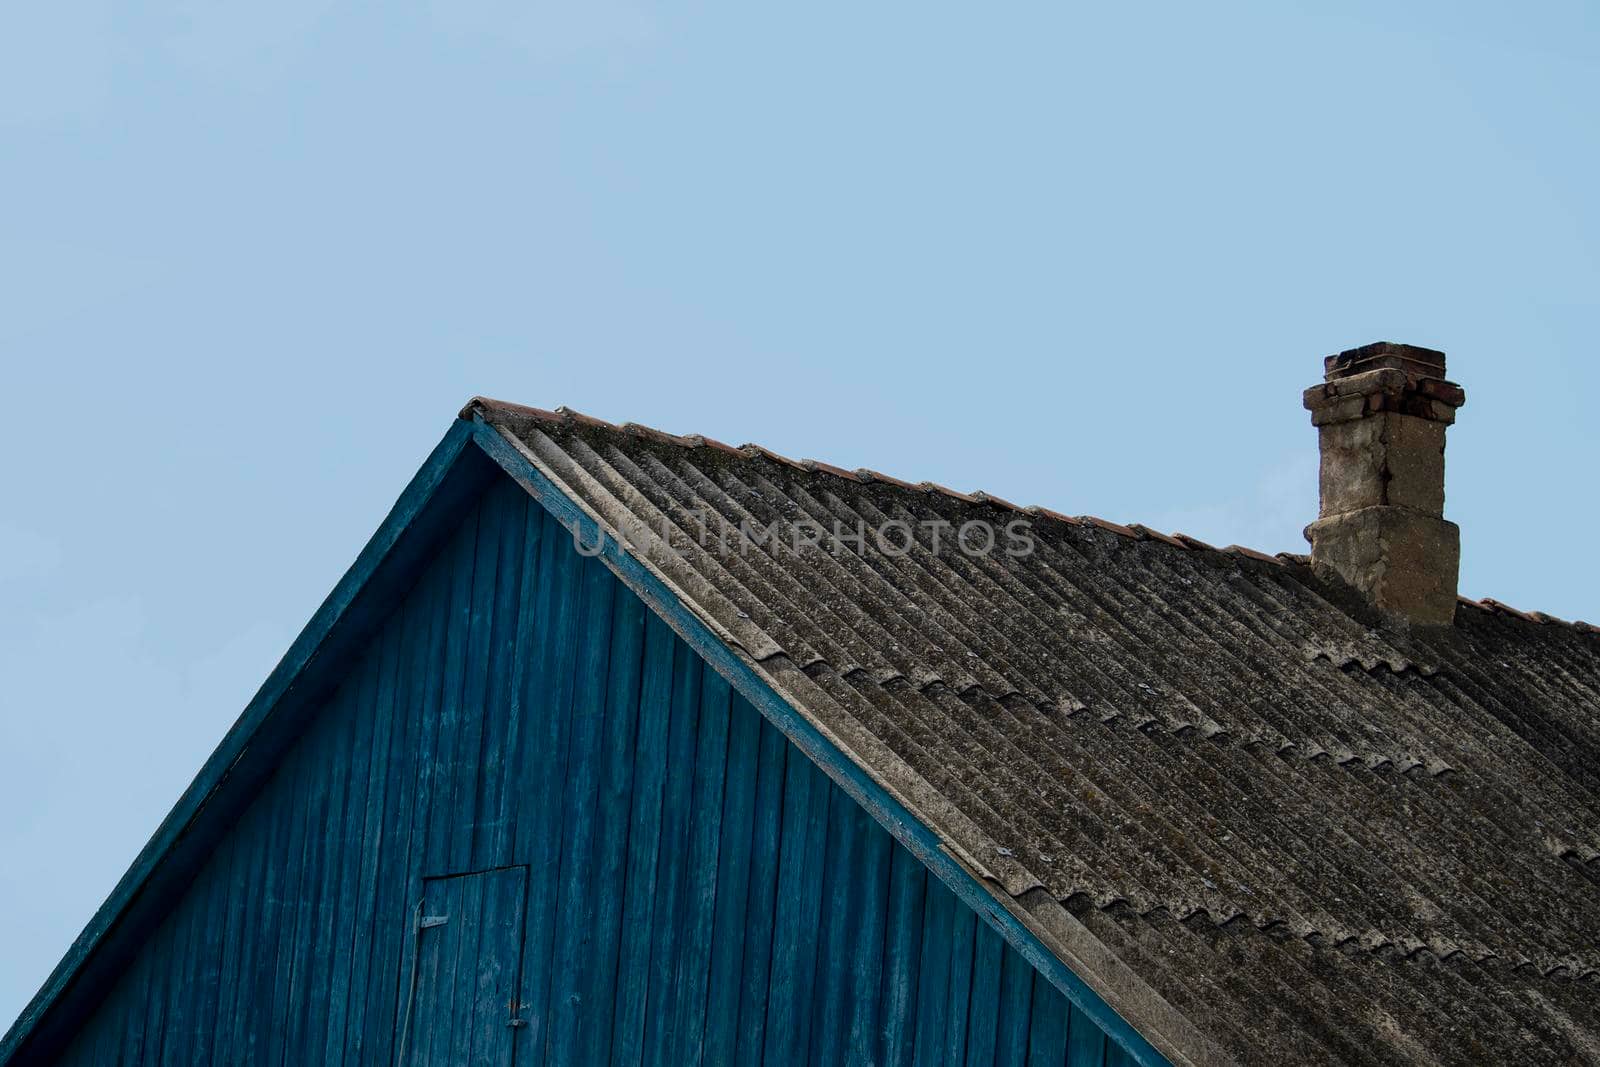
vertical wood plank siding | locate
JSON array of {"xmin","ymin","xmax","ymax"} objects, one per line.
[{"xmin": 51, "ymin": 475, "xmax": 1120, "ymax": 1066}]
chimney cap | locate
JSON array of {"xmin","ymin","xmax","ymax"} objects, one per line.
[{"xmin": 1325, "ymin": 341, "xmax": 1446, "ymax": 383}]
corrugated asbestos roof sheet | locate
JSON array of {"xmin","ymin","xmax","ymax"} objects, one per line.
[{"xmin": 470, "ymin": 397, "xmax": 1600, "ymax": 1066}]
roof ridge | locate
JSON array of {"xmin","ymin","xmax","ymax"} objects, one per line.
[
  {"xmin": 461, "ymin": 400, "xmax": 1292, "ymax": 560},
  {"xmin": 462, "ymin": 396, "xmax": 1600, "ymax": 639}
]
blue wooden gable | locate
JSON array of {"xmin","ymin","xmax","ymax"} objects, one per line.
[{"xmin": 3, "ymin": 421, "xmax": 1164, "ymax": 1066}]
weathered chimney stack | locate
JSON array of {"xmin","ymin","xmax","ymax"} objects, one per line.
[{"xmin": 1303, "ymin": 342, "xmax": 1467, "ymax": 628}]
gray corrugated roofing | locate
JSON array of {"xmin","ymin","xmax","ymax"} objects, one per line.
[{"xmin": 471, "ymin": 397, "xmax": 1600, "ymax": 1066}]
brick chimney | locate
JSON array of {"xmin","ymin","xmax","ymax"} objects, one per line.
[{"xmin": 1303, "ymin": 342, "xmax": 1467, "ymax": 628}]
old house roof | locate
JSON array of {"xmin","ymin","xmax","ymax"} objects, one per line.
[{"xmin": 471, "ymin": 397, "xmax": 1600, "ymax": 1066}]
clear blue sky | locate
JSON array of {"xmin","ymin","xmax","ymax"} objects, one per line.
[{"xmin": 2, "ymin": 0, "xmax": 1597, "ymax": 1032}]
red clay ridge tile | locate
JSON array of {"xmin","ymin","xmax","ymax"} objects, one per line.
[
  {"xmin": 1127, "ymin": 524, "xmax": 1187, "ymax": 549},
  {"xmin": 1023, "ymin": 505, "xmax": 1084, "ymax": 527},
  {"xmin": 857, "ymin": 468, "xmax": 922, "ymax": 492},
  {"xmin": 1172, "ymin": 532, "xmax": 1219, "ymax": 552},
  {"xmin": 971, "ymin": 491, "xmax": 1023, "ymax": 512},
  {"xmin": 1081, "ymin": 516, "xmax": 1138, "ymax": 539},
  {"xmin": 682, "ymin": 434, "xmax": 744, "ymax": 456},
  {"xmin": 621, "ymin": 422, "xmax": 695, "ymax": 447},
  {"xmin": 1225, "ymin": 544, "xmax": 1283, "ymax": 565},
  {"xmin": 460, "ymin": 396, "xmax": 562, "ymax": 422},
  {"xmin": 801, "ymin": 458, "xmax": 864, "ymax": 481},
  {"xmin": 739, "ymin": 443, "xmax": 808, "ymax": 470},
  {"xmin": 1481, "ymin": 598, "xmax": 1540, "ymax": 623},
  {"xmin": 554, "ymin": 405, "xmax": 618, "ymax": 430},
  {"xmin": 920, "ymin": 482, "xmax": 980, "ymax": 503}
]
